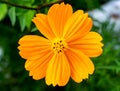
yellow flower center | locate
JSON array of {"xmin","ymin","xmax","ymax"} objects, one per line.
[{"xmin": 51, "ymin": 38, "xmax": 67, "ymax": 53}]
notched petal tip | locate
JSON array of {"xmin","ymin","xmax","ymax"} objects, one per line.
[
  {"xmin": 60, "ymin": 2, "xmax": 65, "ymax": 5},
  {"xmin": 18, "ymin": 38, "xmax": 23, "ymax": 45},
  {"xmin": 18, "ymin": 51, "xmax": 25, "ymax": 59},
  {"xmin": 17, "ymin": 46, "xmax": 20, "ymax": 50},
  {"xmin": 95, "ymin": 32, "xmax": 103, "ymax": 40},
  {"xmin": 18, "ymin": 35, "xmax": 30, "ymax": 44},
  {"xmin": 76, "ymin": 10, "xmax": 84, "ymax": 15},
  {"xmin": 65, "ymin": 49, "xmax": 95, "ymax": 83},
  {"xmin": 32, "ymin": 17, "xmax": 38, "ymax": 24},
  {"xmin": 98, "ymin": 48, "xmax": 103, "ymax": 56},
  {"xmin": 95, "ymin": 33, "xmax": 103, "ymax": 41},
  {"xmin": 60, "ymin": 2, "xmax": 72, "ymax": 8},
  {"xmin": 100, "ymin": 42, "xmax": 104, "ymax": 47},
  {"xmin": 88, "ymin": 17, "xmax": 93, "ymax": 26},
  {"xmin": 45, "ymin": 53, "xmax": 70, "ymax": 86},
  {"xmin": 48, "ymin": 3, "xmax": 59, "ymax": 14}
]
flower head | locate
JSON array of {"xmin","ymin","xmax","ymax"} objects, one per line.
[{"xmin": 18, "ymin": 3, "xmax": 103, "ymax": 86}]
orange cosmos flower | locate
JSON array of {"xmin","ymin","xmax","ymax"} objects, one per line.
[{"xmin": 18, "ymin": 3, "xmax": 103, "ymax": 86}]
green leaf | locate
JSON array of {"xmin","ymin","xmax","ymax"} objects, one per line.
[
  {"xmin": 8, "ymin": 7, "xmax": 16, "ymax": 26},
  {"xmin": 0, "ymin": 4, "xmax": 7, "ymax": 21},
  {"xmin": 24, "ymin": 10, "xmax": 35, "ymax": 29},
  {"xmin": 17, "ymin": 10, "xmax": 35, "ymax": 32},
  {"xmin": 31, "ymin": 27, "xmax": 37, "ymax": 32},
  {"xmin": 18, "ymin": 15, "xmax": 26, "ymax": 32}
]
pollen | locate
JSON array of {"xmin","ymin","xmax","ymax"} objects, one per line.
[{"xmin": 51, "ymin": 38, "xmax": 67, "ymax": 53}]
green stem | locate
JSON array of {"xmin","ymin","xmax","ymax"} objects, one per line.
[{"xmin": 0, "ymin": 0, "xmax": 63, "ymax": 11}]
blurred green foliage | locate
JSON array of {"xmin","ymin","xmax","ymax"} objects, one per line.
[{"xmin": 0, "ymin": 0, "xmax": 120, "ymax": 91}]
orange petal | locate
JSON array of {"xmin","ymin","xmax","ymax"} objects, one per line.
[
  {"xmin": 68, "ymin": 32, "xmax": 104, "ymax": 57},
  {"xmin": 65, "ymin": 48, "xmax": 94, "ymax": 83},
  {"xmin": 47, "ymin": 3, "xmax": 73, "ymax": 37},
  {"xmin": 18, "ymin": 35, "xmax": 51, "ymax": 59},
  {"xmin": 25, "ymin": 51, "xmax": 53, "ymax": 80},
  {"xmin": 32, "ymin": 14, "xmax": 55, "ymax": 40},
  {"xmin": 18, "ymin": 35, "xmax": 54, "ymax": 80},
  {"xmin": 63, "ymin": 10, "xmax": 92, "ymax": 42},
  {"xmin": 45, "ymin": 53, "xmax": 70, "ymax": 86}
]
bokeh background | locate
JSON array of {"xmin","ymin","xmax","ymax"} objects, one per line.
[{"xmin": 0, "ymin": 0, "xmax": 120, "ymax": 91}]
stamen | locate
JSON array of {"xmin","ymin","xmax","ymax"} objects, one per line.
[{"xmin": 51, "ymin": 38, "xmax": 67, "ymax": 53}]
